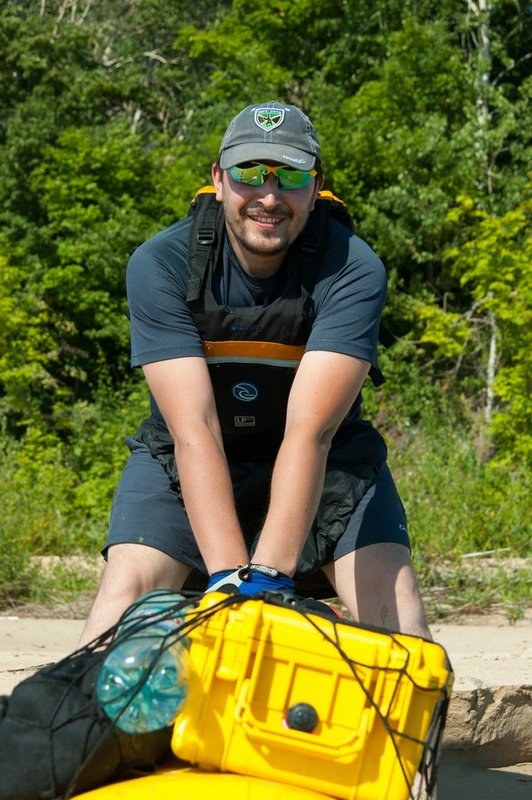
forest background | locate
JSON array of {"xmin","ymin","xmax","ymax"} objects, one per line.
[{"xmin": 0, "ymin": 0, "xmax": 530, "ymax": 619}]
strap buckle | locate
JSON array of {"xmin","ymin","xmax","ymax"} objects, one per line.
[{"xmin": 197, "ymin": 227, "xmax": 216, "ymax": 246}]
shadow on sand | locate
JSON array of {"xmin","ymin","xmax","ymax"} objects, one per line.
[{"xmin": 438, "ymin": 756, "xmax": 532, "ymax": 800}]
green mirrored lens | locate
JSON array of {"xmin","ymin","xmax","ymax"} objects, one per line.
[
  {"xmin": 276, "ymin": 168, "xmax": 313, "ymax": 190},
  {"xmin": 228, "ymin": 164, "xmax": 315, "ymax": 190},
  {"xmin": 228, "ymin": 165, "xmax": 264, "ymax": 187}
]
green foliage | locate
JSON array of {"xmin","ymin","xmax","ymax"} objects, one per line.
[
  {"xmin": 1, "ymin": 120, "xmax": 160, "ymax": 435},
  {"xmin": 66, "ymin": 377, "xmax": 151, "ymax": 520},
  {"xmin": 0, "ymin": 378, "xmax": 150, "ymax": 604},
  {"xmin": 0, "ymin": 256, "xmax": 56, "ymax": 424},
  {"xmin": 428, "ymin": 193, "xmax": 532, "ymax": 464},
  {"xmin": 325, "ymin": 17, "xmax": 477, "ymax": 271},
  {"xmin": 0, "ymin": 426, "xmax": 88, "ymax": 555},
  {"xmin": 390, "ymin": 415, "xmax": 531, "ymax": 559},
  {"xmin": 0, "ymin": 378, "xmax": 150, "ymax": 547},
  {"xmin": 0, "ymin": 428, "xmax": 77, "ymax": 603}
]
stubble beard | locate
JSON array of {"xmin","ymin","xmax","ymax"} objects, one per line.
[{"xmin": 224, "ymin": 200, "xmax": 312, "ymax": 262}]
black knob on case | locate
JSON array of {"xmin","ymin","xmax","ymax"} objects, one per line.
[{"xmin": 285, "ymin": 702, "xmax": 319, "ymax": 732}]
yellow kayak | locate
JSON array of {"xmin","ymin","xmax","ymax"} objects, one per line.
[{"xmin": 77, "ymin": 765, "xmax": 334, "ymax": 799}]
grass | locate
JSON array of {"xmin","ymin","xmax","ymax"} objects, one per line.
[
  {"xmin": 0, "ymin": 554, "xmax": 103, "ymax": 617},
  {"xmin": 418, "ymin": 556, "xmax": 531, "ymax": 623},
  {"xmin": 387, "ymin": 410, "xmax": 531, "ymax": 623}
]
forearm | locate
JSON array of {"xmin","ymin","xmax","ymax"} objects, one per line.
[
  {"xmin": 252, "ymin": 423, "xmax": 330, "ymax": 576},
  {"xmin": 142, "ymin": 358, "xmax": 249, "ymax": 575},
  {"xmin": 172, "ymin": 423, "xmax": 249, "ymax": 573},
  {"xmin": 252, "ymin": 352, "xmax": 371, "ymax": 577}
]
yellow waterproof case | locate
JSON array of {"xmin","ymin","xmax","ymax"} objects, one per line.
[{"xmin": 172, "ymin": 594, "xmax": 453, "ymax": 800}]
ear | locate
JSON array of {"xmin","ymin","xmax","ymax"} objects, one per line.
[
  {"xmin": 212, "ymin": 163, "xmax": 224, "ymax": 201},
  {"xmin": 310, "ymin": 172, "xmax": 325, "ymax": 209},
  {"xmin": 314, "ymin": 172, "xmax": 325, "ymax": 196}
]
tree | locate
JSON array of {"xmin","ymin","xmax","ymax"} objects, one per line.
[{"xmin": 442, "ymin": 193, "xmax": 531, "ymax": 464}]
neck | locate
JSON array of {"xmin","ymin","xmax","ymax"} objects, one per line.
[{"xmin": 225, "ymin": 228, "xmax": 286, "ymax": 278}]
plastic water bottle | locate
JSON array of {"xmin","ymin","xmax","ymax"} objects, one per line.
[{"xmin": 96, "ymin": 590, "xmax": 192, "ymax": 734}]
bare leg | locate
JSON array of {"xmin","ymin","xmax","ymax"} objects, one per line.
[
  {"xmin": 78, "ymin": 543, "xmax": 192, "ymax": 647},
  {"xmin": 322, "ymin": 542, "xmax": 432, "ymax": 639}
]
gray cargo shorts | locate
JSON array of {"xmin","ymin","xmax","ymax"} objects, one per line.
[{"xmin": 105, "ymin": 437, "xmax": 410, "ymax": 598}]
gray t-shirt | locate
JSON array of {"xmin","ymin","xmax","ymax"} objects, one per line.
[{"xmin": 126, "ymin": 213, "xmax": 387, "ymax": 437}]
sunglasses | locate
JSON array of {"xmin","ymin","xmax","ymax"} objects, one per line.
[{"xmin": 228, "ymin": 162, "xmax": 318, "ymax": 191}]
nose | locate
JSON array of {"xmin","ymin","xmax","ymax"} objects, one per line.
[{"xmin": 257, "ymin": 173, "xmax": 281, "ymax": 206}]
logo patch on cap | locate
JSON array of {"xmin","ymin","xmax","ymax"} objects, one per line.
[{"xmin": 254, "ymin": 108, "xmax": 285, "ymax": 131}]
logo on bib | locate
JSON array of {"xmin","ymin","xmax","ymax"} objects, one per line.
[
  {"xmin": 234, "ymin": 416, "xmax": 256, "ymax": 428},
  {"xmin": 232, "ymin": 382, "xmax": 259, "ymax": 402}
]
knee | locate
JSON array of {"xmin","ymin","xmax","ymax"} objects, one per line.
[
  {"xmin": 325, "ymin": 545, "xmax": 430, "ymax": 637},
  {"xmin": 102, "ymin": 543, "xmax": 191, "ymax": 600}
]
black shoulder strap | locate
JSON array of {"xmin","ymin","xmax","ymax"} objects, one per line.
[
  {"xmin": 297, "ymin": 197, "xmax": 328, "ymax": 293},
  {"xmin": 377, "ymin": 323, "xmax": 395, "ymax": 350},
  {"xmin": 298, "ymin": 192, "xmax": 354, "ymax": 292},
  {"xmin": 186, "ymin": 187, "xmax": 224, "ymax": 303}
]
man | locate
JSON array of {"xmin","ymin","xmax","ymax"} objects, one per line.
[{"xmin": 79, "ymin": 100, "xmax": 430, "ymax": 646}]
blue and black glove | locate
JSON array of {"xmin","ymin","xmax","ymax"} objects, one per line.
[{"xmin": 206, "ymin": 563, "xmax": 295, "ymax": 596}]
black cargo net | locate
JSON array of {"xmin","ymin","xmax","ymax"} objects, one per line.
[{"xmin": 0, "ymin": 591, "xmax": 450, "ymax": 800}]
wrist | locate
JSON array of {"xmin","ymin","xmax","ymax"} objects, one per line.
[
  {"xmin": 252, "ymin": 539, "xmax": 298, "ymax": 578},
  {"xmin": 238, "ymin": 564, "xmax": 292, "ymax": 581},
  {"xmin": 206, "ymin": 563, "xmax": 295, "ymax": 596},
  {"xmin": 249, "ymin": 556, "xmax": 297, "ymax": 578},
  {"xmin": 240, "ymin": 563, "xmax": 295, "ymax": 595}
]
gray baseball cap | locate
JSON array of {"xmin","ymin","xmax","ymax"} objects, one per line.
[{"xmin": 218, "ymin": 100, "xmax": 321, "ymax": 171}]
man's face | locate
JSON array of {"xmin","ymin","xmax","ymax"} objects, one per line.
[{"xmin": 212, "ymin": 161, "xmax": 323, "ymax": 277}]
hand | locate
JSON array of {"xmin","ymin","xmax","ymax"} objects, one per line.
[{"xmin": 206, "ymin": 564, "xmax": 295, "ymax": 596}]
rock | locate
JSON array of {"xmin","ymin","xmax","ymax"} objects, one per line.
[{"xmin": 443, "ymin": 685, "xmax": 532, "ymax": 766}]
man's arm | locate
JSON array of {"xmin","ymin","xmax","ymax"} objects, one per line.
[
  {"xmin": 252, "ymin": 350, "xmax": 370, "ymax": 575},
  {"xmin": 142, "ymin": 357, "xmax": 249, "ymax": 572}
]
